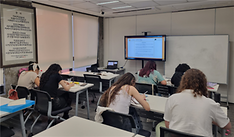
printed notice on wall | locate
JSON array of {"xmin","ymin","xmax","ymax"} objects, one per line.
[
  {"xmin": 3, "ymin": 9, "xmax": 33, "ymax": 61},
  {"xmin": 0, "ymin": 3, "xmax": 37, "ymax": 67}
]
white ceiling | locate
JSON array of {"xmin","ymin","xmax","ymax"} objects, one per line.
[{"xmin": 31, "ymin": 0, "xmax": 234, "ymax": 17}]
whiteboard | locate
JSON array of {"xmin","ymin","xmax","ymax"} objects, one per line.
[
  {"xmin": 0, "ymin": 68, "xmax": 3, "ymax": 85},
  {"xmin": 165, "ymin": 35, "xmax": 229, "ymax": 84}
]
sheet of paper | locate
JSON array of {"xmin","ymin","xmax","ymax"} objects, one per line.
[{"xmin": 8, "ymin": 98, "xmax": 26, "ymax": 106}]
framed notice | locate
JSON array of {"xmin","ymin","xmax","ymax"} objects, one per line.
[{"xmin": 0, "ymin": 2, "xmax": 37, "ymax": 68}]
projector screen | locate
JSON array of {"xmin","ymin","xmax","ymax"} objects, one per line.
[{"xmin": 124, "ymin": 35, "xmax": 166, "ymax": 61}]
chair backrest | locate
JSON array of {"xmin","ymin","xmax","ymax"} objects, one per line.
[
  {"xmin": 102, "ymin": 110, "xmax": 136, "ymax": 132},
  {"xmin": 135, "ymin": 83, "xmax": 157, "ymax": 95},
  {"xmin": 208, "ymin": 91, "xmax": 221, "ymax": 103},
  {"xmin": 160, "ymin": 127, "xmax": 204, "ymax": 137},
  {"xmin": 32, "ymin": 89, "xmax": 51, "ymax": 115},
  {"xmin": 16, "ymin": 86, "xmax": 30, "ymax": 99},
  {"xmin": 157, "ymin": 84, "xmax": 170, "ymax": 96},
  {"xmin": 84, "ymin": 74, "xmax": 102, "ymax": 92}
]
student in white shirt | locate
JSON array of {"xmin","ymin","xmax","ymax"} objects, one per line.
[
  {"xmin": 163, "ymin": 68, "xmax": 231, "ymax": 137},
  {"xmin": 100, "ymin": 72, "xmax": 150, "ymax": 130}
]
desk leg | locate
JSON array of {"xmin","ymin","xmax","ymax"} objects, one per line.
[
  {"xmin": 86, "ymin": 89, "xmax": 90, "ymax": 119},
  {"xmin": 19, "ymin": 111, "xmax": 26, "ymax": 137},
  {"xmin": 75, "ymin": 92, "xmax": 80, "ymax": 116}
]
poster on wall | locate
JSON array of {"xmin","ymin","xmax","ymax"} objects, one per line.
[{"xmin": 0, "ymin": 2, "xmax": 37, "ymax": 68}]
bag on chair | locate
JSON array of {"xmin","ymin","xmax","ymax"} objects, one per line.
[{"xmin": 8, "ymin": 88, "xmax": 19, "ymax": 100}]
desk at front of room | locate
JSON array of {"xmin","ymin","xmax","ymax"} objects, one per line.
[
  {"xmin": 98, "ymin": 67, "xmax": 125, "ymax": 75},
  {"xmin": 61, "ymin": 71, "xmax": 119, "ymax": 88}
]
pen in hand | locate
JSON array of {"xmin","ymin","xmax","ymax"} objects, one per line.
[{"xmin": 143, "ymin": 91, "xmax": 148, "ymax": 101}]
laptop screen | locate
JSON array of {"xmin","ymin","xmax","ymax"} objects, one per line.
[{"xmin": 107, "ymin": 61, "xmax": 118, "ymax": 69}]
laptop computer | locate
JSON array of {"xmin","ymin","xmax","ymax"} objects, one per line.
[{"xmin": 106, "ymin": 60, "xmax": 118, "ymax": 69}]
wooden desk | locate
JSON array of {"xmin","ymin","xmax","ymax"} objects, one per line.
[
  {"xmin": 61, "ymin": 71, "xmax": 119, "ymax": 87},
  {"xmin": 33, "ymin": 116, "xmax": 143, "ymax": 137},
  {"xmin": 59, "ymin": 83, "xmax": 94, "ymax": 118},
  {"xmin": 0, "ymin": 97, "xmax": 33, "ymax": 137}
]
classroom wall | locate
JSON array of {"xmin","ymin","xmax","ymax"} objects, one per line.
[{"xmin": 103, "ymin": 7, "xmax": 234, "ymax": 103}]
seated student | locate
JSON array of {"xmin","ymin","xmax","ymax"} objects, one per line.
[
  {"xmin": 163, "ymin": 69, "xmax": 231, "ymax": 137},
  {"xmin": 100, "ymin": 72, "xmax": 150, "ymax": 129},
  {"xmin": 40, "ymin": 64, "xmax": 74, "ymax": 119},
  {"xmin": 137, "ymin": 61, "xmax": 167, "ymax": 86},
  {"xmin": 17, "ymin": 63, "xmax": 40, "ymax": 89},
  {"xmin": 171, "ymin": 63, "xmax": 190, "ymax": 87}
]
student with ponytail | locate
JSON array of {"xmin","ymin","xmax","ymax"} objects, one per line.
[{"xmin": 17, "ymin": 62, "xmax": 40, "ymax": 89}]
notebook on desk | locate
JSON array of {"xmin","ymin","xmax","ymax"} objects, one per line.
[{"xmin": 106, "ymin": 60, "xmax": 118, "ymax": 69}]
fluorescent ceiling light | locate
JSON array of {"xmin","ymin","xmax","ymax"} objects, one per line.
[
  {"xmin": 112, "ymin": 6, "xmax": 132, "ymax": 9},
  {"xmin": 97, "ymin": 1, "xmax": 119, "ymax": 5}
]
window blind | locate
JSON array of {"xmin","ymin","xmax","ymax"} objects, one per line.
[
  {"xmin": 33, "ymin": 4, "xmax": 73, "ymax": 71},
  {"xmin": 73, "ymin": 13, "xmax": 98, "ymax": 68}
]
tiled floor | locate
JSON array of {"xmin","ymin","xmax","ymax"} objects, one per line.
[{"xmin": 1, "ymin": 92, "xmax": 234, "ymax": 137}]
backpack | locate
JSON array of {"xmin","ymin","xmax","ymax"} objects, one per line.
[{"xmin": 8, "ymin": 88, "xmax": 19, "ymax": 100}]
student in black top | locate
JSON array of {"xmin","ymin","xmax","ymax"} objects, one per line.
[
  {"xmin": 40, "ymin": 64, "xmax": 74, "ymax": 119},
  {"xmin": 171, "ymin": 63, "xmax": 190, "ymax": 87}
]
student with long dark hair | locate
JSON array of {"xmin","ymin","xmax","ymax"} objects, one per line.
[
  {"xmin": 40, "ymin": 64, "xmax": 74, "ymax": 119},
  {"xmin": 100, "ymin": 72, "xmax": 150, "ymax": 130},
  {"xmin": 163, "ymin": 69, "xmax": 231, "ymax": 136},
  {"xmin": 137, "ymin": 61, "xmax": 166, "ymax": 85}
]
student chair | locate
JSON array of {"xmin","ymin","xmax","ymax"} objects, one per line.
[
  {"xmin": 157, "ymin": 84, "xmax": 170, "ymax": 97},
  {"xmin": 0, "ymin": 125, "xmax": 15, "ymax": 137},
  {"xmin": 15, "ymin": 86, "xmax": 30, "ymax": 99},
  {"xmin": 84, "ymin": 74, "xmax": 103, "ymax": 104},
  {"xmin": 29, "ymin": 89, "xmax": 72, "ymax": 136},
  {"xmin": 209, "ymin": 91, "xmax": 221, "ymax": 103},
  {"xmin": 11, "ymin": 85, "xmax": 35, "ymax": 125},
  {"xmin": 102, "ymin": 110, "xmax": 151, "ymax": 137},
  {"xmin": 160, "ymin": 127, "xmax": 204, "ymax": 137},
  {"xmin": 135, "ymin": 82, "xmax": 157, "ymax": 95}
]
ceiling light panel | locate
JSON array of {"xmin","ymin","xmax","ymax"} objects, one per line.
[
  {"xmin": 101, "ymin": 2, "xmax": 128, "ymax": 8},
  {"xmin": 129, "ymin": 1, "xmax": 159, "ymax": 8},
  {"xmin": 96, "ymin": 1, "xmax": 119, "ymax": 5},
  {"xmin": 112, "ymin": 5, "xmax": 132, "ymax": 9}
]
